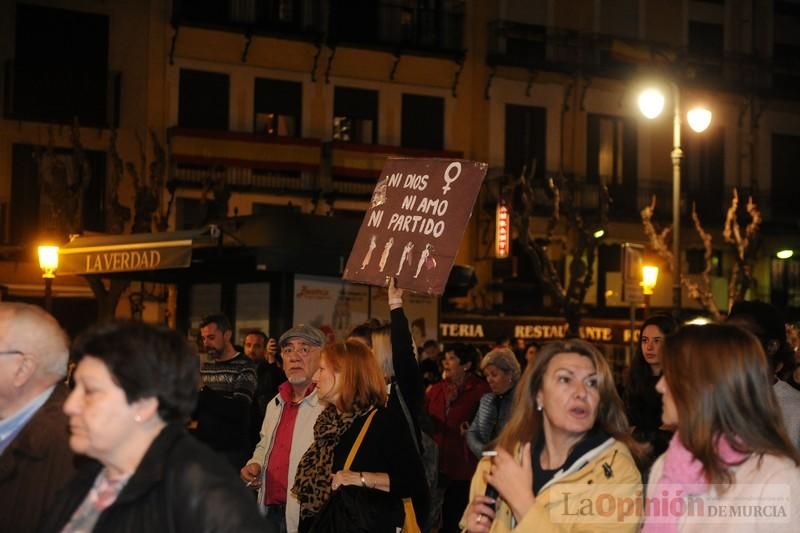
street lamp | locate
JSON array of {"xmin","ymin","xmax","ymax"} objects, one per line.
[
  {"xmin": 37, "ymin": 245, "xmax": 59, "ymax": 313},
  {"xmin": 641, "ymin": 264, "xmax": 659, "ymax": 318},
  {"xmin": 638, "ymin": 83, "xmax": 712, "ymax": 317}
]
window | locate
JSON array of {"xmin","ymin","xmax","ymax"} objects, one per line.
[
  {"xmin": 771, "ymin": 258, "xmax": 800, "ymax": 308},
  {"xmin": 10, "ymin": 144, "xmax": 106, "ymax": 245},
  {"xmin": 178, "ymin": 69, "xmax": 230, "ymax": 130},
  {"xmin": 684, "ymin": 126, "xmax": 724, "ymax": 220},
  {"xmin": 771, "ymin": 134, "xmax": 800, "ymax": 218},
  {"xmin": 688, "ymin": 21, "xmax": 723, "ymax": 58},
  {"xmin": 333, "ymin": 87, "xmax": 378, "ymax": 144},
  {"xmin": 254, "ymin": 78, "xmax": 302, "ymax": 136},
  {"xmin": 504, "ymin": 104, "xmax": 546, "ymax": 179},
  {"xmin": 12, "ymin": 4, "xmax": 110, "ymax": 126},
  {"xmin": 587, "ymin": 114, "xmax": 637, "ymax": 186},
  {"xmin": 687, "ymin": 248, "xmax": 722, "ymax": 276},
  {"xmin": 175, "ymin": 197, "xmax": 206, "ymax": 230},
  {"xmin": 587, "ymin": 114, "xmax": 637, "ymax": 214},
  {"xmin": 402, "ymin": 94, "xmax": 444, "ymax": 150}
]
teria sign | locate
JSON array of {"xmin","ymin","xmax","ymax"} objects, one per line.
[{"xmin": 343, "ymin": 157, "xmax": 487, "ymax": 295}]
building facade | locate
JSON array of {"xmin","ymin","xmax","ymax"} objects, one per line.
[{"xmin": 1, "ymin": 0, "xmax": 799, "ymax": 339}]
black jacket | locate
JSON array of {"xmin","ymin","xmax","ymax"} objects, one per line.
[{"xmin": 39, "ymin": 424, "xmax": 272, "ymax": 533}]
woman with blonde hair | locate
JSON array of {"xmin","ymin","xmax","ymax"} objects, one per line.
[
  {"xmin": 643, "ymin": 324, "xmax": 800, "ymax": 532},
  {"xmin": 463, "ymin": 339, "xmax": 643, "ymax": 532},
  {"xmin": 293, "ymin": 341, "xmax": 428, "ymax": 533}
]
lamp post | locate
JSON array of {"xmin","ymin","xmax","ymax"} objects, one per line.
[
  {"xmin": 641, "ymin": 264, "xmax": 659, "ymax": 318},
  {"xmin": 38, "ymin": 245, "xmax": 59, "ymax": 313},
  {"xmin": 638, "ymin": 84, "xmax": 711, "ymax": 318}
]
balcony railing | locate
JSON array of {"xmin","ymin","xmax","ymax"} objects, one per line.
[
  {"xmin": 172, "ymin": 0, "xmax": 324, "ymax": 41},
  {"xmin": 169, "ymin": 128, "xmax": 322, "ymax": 193},
  {"xmin": 3, "ymin": 61, "xmax": 120, "ymax": 128},
  {"xmin": 329, "ymin": 1, "xmax": 465, "ymax": 58}
]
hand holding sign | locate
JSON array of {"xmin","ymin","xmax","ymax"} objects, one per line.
[{"xmin": 343, "ymin": 157, "xmax": 487, "ymax": 295}]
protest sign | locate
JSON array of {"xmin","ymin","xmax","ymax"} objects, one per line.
[{"xmin": 343, "ymin": 157, "xmax": 487, "ymax": 295}]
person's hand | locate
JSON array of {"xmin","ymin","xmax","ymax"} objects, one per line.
[
  {"xmin": 330, "ymin": 469, "xmax": 360, "ymax": 490},
  {"xmin": 460, "ymin": 421, "xmax": 470, "ymax": 436},
  {"xmin": 485, "ymin": 443, "xmax": 535, "ymax": 522},
  {"xmin": 240, "ymin": 463, "xmax": 261, "ymax": 488},
  {"xmin": 388, "ymin": 277, "xmax": 403, "ymax": 308},
  {"xmin": 464, "ymin": 495, "xmax": 497, "ymax": 532},
  {"xmin": 266, "ymin": 338, "xmax": 278, "ymax": 360}
]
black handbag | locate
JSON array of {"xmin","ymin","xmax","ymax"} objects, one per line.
[{"xmin": 308, "ymin": 409, "xmax": 403, "ymax": 533}]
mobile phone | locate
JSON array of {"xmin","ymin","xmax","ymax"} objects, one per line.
[{"xmin": 481, "ymin": 451, "xmax": 498, "ymax": 510}]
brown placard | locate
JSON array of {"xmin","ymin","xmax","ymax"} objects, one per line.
[{"xmin": 343, "ymin": 157, "xmax": 488, "ymax": 295}]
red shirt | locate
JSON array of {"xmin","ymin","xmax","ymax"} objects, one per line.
[{"xmin": 264, "ymin": 381, "xmax": 314, "ymax": 505}]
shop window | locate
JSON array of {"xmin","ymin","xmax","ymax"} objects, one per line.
[
  {"xmin": 235, "ymin": 283, "xmax": 271, "ymax": 342},
  {"xmin": 254, "ymin": 77, "xmax": 302, "ymax": 136},
  {"xmin": 401, "ymin": 94, "xmax": 444, "ymax": 150},
  {"xmin": 178, "ymin": 69, "xmax": 230, "ymax": 130},
  {"xmin": 771, "ymin": 134, "xmax": 800, "ymax": 218},
  {"xmin": 504, "ymin": 104, "xmax": 546, "ymax": 179},
  {"xmin": 771, "ymin": 258, "xmax": 800, "ymax": 308},
  {"xmin": 333, "ymin": 87, "xmax": 378, "ymax": 144}
]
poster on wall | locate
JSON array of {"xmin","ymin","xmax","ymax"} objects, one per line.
[
  {"xmin": 293, "ymin": 275, "xmax": 370, "ymax": 342},
  {"xmin": 370, "ymin": 285, "xmax": 439, "ymax": 348},
  {"xmin": 293, "ymin": 275, "xmax": 440, "ymax": 345},
  {"xmin": 343, "ymin": 157, "xmax": 488, "ymax": 295}
]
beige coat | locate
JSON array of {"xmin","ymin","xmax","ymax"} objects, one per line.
[
  {"xmin": 645, "ymin": 452, "xmax": 800, "ymax": 532},
  {"xmin": 462, "ymin": 438, "xmax": 642, "ymax": 532}
]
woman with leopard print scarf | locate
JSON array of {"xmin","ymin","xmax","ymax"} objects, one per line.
[{"xmin": 292, "ymin": 341, "xmax": 428, "ymax": 533}]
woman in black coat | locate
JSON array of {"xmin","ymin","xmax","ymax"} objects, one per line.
[{"xmin": 39, "ymin": 321, "xmax": 269, "ymax": 533}]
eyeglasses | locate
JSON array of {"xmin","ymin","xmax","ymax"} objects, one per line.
[
  {"xmin": 281, "ymin": 345, "xmax": 314, "ymax": 357},
  {"xmin": 0, "ymin": 350, "xmax": 24, "ymax": 357}
]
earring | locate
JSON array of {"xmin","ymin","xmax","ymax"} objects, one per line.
[
  {"xmin": 134, "ymin": 414, "xmax": 142, "ymax": 423},
  {"xmin": 536, "ymin": 403, "xmax": 543, "ymax": 412}
]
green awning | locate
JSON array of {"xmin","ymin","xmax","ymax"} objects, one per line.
[{"xmin": 58, "ymin": 228, "xmax": 213, "ymax": 275}]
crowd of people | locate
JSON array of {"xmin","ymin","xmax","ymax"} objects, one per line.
[{"xmin": 1, "ymin": 289, "xmax": 799, "ymax": 532}]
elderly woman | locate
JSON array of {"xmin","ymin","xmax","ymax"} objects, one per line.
[
  {"xmin": 466, "ymin": 348, "xmax": 521, "ymax": 457},
  {"xmin": 463, "ymin": 339, "xmax": 643, "ymax": 532},
  {"xmin": 292, "ymin": 341, "xmax": 427, "ymax": 533},
  {"xmin": 643, "ymin": 324, "xmax": 800, "ymax": 532},
  {"xmin": 39, "ymin": 321, "xmax": 270, "ymax": 533},
  {"xmin": 426, "ymin": 343, "xmax": 490, "ymax": 533}
]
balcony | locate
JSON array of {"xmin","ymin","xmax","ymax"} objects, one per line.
[
  {"xmin": 169, "ymin": 128, "xmax": 322, "ymax": 194},
  {"xmin": 329, "ymin": 141, "xmax": 463, "ymax": 198},
  {"xmin": 329, "ymin": 0, "xmax": 465, "ymax": 59},
  {"xmin": 3, "ymin": 61, "xmax": 120, "ymax": 128},
  {"xmin": 171, "ymin": 0, "xmax": 324, "ymax": 42}
]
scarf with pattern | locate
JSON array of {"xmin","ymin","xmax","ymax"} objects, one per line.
[{"xmin": 292, "ymin": 404, "xmax": 370, "ymax": 521}]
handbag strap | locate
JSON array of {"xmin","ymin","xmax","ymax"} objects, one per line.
[{"xmin": 344, "ymin": 408, "xmax": 377, "ymax": 470}]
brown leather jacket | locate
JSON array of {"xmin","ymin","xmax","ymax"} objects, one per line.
[{"xmin": 0, "ymin": 384, "xmax": 77, "ymax": 533}]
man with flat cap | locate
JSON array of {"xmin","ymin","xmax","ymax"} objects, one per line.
[
  {"xmin": 0, "ymin": 303, "xmax": 77, "ymax": 532},
  {"xmin": 241, "ymin": 324, "xmax": 327, "ymax": 533}
]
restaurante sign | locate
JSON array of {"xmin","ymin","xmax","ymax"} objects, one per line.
[{"xmin": 439, "ymin": 316, "xmax": 641, "ymax": 345}]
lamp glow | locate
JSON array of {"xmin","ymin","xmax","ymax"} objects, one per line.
[
  {"xmin": 641, "ymin": 265, "xmax": 659, "ymax": 295},
  {"xmin": 593, "ymin": 229, "xmax": 605, "ymax": 239},
  {"xmin": 777, "ymin": 249, "xmax": 794, "ymax": 260},
  {"xmin": 638, "ymin": 88, "xmax": 665, "ymax": 119},
  {"xmin": 687, "ymin": 107, "xmax": 712, "ymax": 133},
  {"xmin": 38, "ymin": 245, "xmax": 59, "ymax": 278}
]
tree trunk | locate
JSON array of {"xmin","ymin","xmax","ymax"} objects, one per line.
[{"xmin": 88, "ymin": 277, "xmax": 131, "ymax": 320}]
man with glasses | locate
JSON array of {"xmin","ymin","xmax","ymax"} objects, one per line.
[
  {"xmin": 0, "ymin": 303, "xmax": 76, "ymax": 532},
  {"xmin": 240, "ymin": 324, "xmax": 326, "ymax": 533}
]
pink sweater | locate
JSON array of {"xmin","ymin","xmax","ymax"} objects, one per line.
[{"xmin": 646, "ymin": 452, "xmax": 800, "ymax": 532}]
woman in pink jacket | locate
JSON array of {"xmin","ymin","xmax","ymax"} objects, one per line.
[
  {"xmin": 425, "ymin": 343, "xmax": 489, "ymax": 533},
  {"xmin": 644, "ymin": 324, "xmax": 800, "ymax": 532}
]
